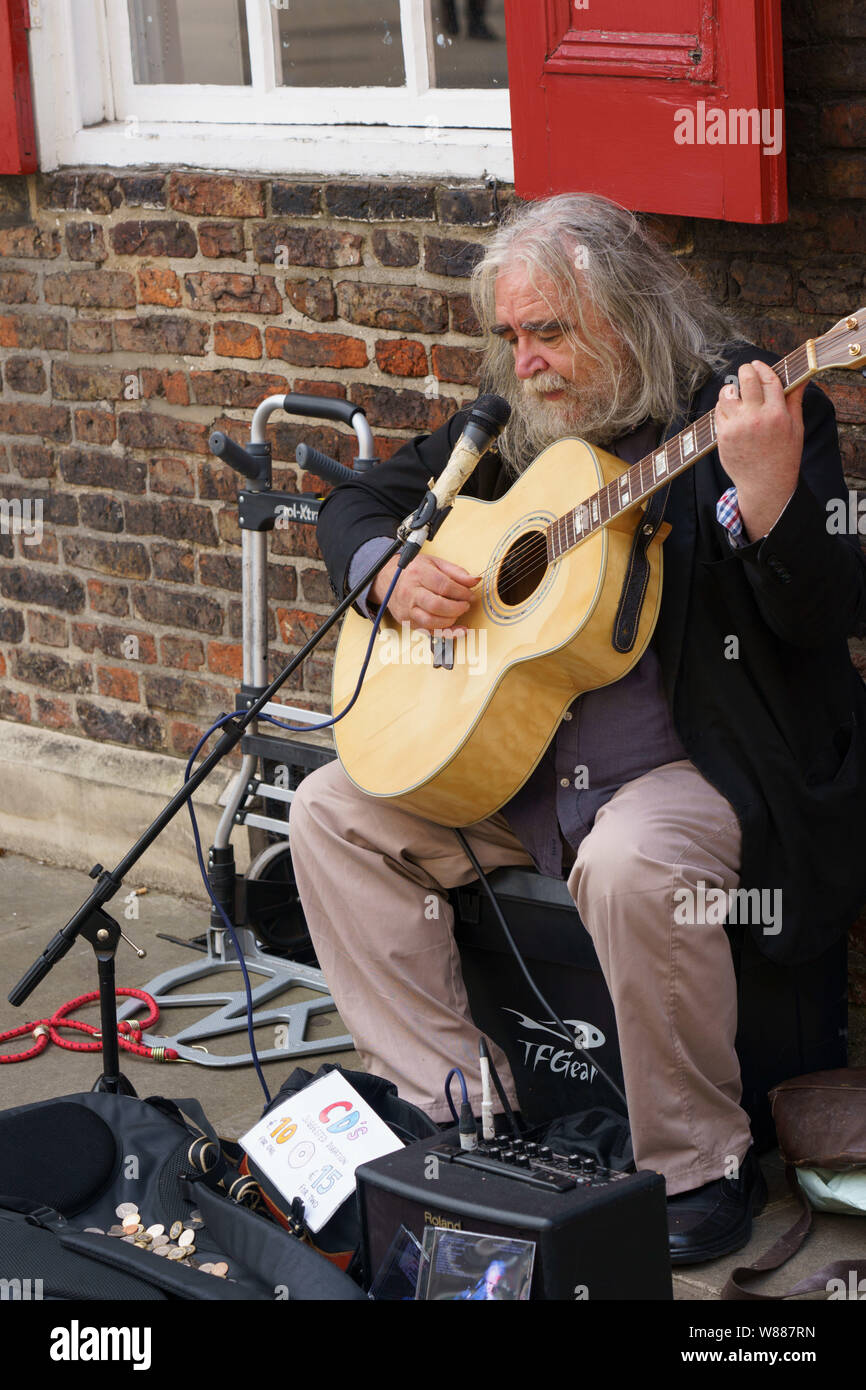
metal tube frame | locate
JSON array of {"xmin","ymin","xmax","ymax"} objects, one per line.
[{"xmin": 115, "ymin": 402, "xmax": 377, "ymax": 1066}]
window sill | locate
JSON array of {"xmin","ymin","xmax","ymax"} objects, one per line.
[{"xmin": 49, "ymin": 120, "xmax": 515, "ymax": 181}]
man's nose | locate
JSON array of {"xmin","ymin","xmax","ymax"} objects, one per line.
[{"xmin": 514, "ymin": 343, "xmax": 548, "ymax": 379}]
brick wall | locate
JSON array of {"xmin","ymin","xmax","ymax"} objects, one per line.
[
  {"xmin": 0, "ymin": 0, "xmax": 864, "ymax": 1029},
  {"xmin": 0, "ymin": 170, "xmax": 504, "ymax": 755}
]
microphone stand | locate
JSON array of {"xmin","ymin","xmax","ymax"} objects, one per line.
[{"xmin": 7, "ymin": 539, "xmax": 404, "ymax": 1095}]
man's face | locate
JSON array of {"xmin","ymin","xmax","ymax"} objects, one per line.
[{"xmin": 492, "ymin": 264, "xmax": 637, "ymax": 454}]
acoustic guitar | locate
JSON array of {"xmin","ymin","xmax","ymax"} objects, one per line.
[{"xmin": 331, "ymin": 310, "xmax": 866, "ymax": 827}]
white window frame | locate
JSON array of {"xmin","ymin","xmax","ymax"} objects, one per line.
[{"xmin": 28, "ymin": 0, "xmax": 514, "ymax": 179}]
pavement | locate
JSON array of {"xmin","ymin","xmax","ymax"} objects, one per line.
[{"xmin": 1, "ymin": 850, "xmax": 862, "ymax": 1301}]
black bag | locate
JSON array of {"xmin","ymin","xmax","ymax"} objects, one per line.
[
  {"xmin": 240, "ymin": 1063, "xmax": 439, "ymax": 1279},
  {"xmin": 0, "ymin": 1090, "xmax": 365, "ymax": 1300}
]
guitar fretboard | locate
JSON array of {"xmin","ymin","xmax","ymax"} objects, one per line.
[{"xmin": 546, "ymin": 342, "xmax": 814, "ymax": 562}]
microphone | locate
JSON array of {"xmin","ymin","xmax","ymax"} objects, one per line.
[
  {"xmin": 429, "ymin": 393, "xmax": 511, "ymax": 512},
  {"xmin": 397, "ymin": 394, "xmax": 511, "ymax": 568}
]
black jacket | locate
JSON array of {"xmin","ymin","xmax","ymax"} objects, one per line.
[{"xmin": 316, "ymin": 343, "xmax": 866, "ymax": 964}]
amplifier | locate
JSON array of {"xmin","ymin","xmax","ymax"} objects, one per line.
[{"xmin": 357, "ymin": 1128, "xmax": 672, "ymax": 1301}]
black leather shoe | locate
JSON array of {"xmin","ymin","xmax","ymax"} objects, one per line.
[{"xmin": 667, "ymin": 1146, "xmax": 768, "ymax": 1265}]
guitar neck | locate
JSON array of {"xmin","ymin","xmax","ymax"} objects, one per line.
[{"xmin": 546, "ymin": 340, "xmax": 818, "ymax": 563}]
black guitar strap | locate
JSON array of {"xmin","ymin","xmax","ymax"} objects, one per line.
[{"xmin": 611, "ymin": 480, "xmax": 671, "ymax": 654}]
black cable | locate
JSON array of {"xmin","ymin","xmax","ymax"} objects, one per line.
[
  {"xmin": 444, "ymin": 1066, "xmax": 466, "ymax": 1125},
  {"xmin": 453, "ymin": 828, "xmax": 629, "ymax": 1112}
]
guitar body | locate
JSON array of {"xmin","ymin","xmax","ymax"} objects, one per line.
[{"xmin": 332, "ymin": 436, "xmax": 670, "ymax": 827}]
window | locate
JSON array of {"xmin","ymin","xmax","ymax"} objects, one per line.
[{"xmin": 27, "ymin": 0, "xmax": 513, "ymax": 178}]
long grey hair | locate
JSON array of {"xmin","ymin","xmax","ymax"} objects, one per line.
[{"xmin": 469, "ymin": 193, "xmax": 742, "ymax": 473}]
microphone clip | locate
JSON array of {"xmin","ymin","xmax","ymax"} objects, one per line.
[
  {"xmin": 397, "ymin": 481, "xmax": 439, "ymax": 540},
  {"xmin": 396, "ymin": 481, "xmax": 448, "ymax": 568}
]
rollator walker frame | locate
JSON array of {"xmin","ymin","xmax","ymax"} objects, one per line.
[{"xmin": 113, "ymin": 393, "xmax": 380, "ymax": 1067}]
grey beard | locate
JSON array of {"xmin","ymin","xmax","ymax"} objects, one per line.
[{"xmin": 502, "ymin": 364, "xmax": 645, "ymax": 476}]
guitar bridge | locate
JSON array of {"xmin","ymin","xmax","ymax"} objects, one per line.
[{"xmin": 431, "ymin": 634, "xmax": 455, "ymax": 670}]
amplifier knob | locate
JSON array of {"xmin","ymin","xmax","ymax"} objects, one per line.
[{"xmin": 501, "ymin": 1149, "xmax": 516, "ymax": 1163}]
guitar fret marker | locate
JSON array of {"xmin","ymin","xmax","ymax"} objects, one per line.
[
  {"xmin": 682, "ymin": 430, "xmax": 695, "ymax": 457},
  {"xmin": 655, "ymin": 452, "xmax": 666, "ymax": 476},
  {"xmin": 591, "ymin": 500, "xmax": 599, "ymax": 523}
]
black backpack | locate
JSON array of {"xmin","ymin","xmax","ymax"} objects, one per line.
[{"xmin": 0, "ymin": 1089, "xmax": 365, "ymax": 1300}]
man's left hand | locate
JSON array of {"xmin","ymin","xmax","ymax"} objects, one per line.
[{"xmin": 714, "ymin": 360, "xmax": 807, "ymax": 544}]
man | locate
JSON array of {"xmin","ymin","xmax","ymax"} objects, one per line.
[{"xmin": 289, "ymin": 193, "xmax": 866, "ymax": 1264}]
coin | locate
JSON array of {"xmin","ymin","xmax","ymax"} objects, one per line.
[
  {"xmin": 167, "ymin": 1247, "xmax": 185, "ymax": 1261},
  {"xmin": 169, "ymin": 1221, "xmax": 183, "ymax": 1240},
  {"xmin": 108, "ymin": 1224, "xmax": 125, "ymax": 1237},
  {"xmin": 146, "ymin": 1224, "xmax": 164, "ymax": 1238},
  {"xmin": 199, "ymin": 1262, "xmax": 214, "ymax": 1273},
  {"xmin": 182, "ymin": 1243, "xmax": 196, "ymax": 1256},
  {"xmin": 153, "ymin": 1245, "xmax": 169, "ymax": 1257},
  {"xmin": 83, "ymin": 1226, "xmax": 104, "ymax": 1234},
  {"xmin": 178, "ymin": 1228, "xmax": 194, "ymax": 1248},
  {"xmin": 133, "ymin": 1238, "xmax": 148, "ymax": 1248},
  {"xmin": 116, "ymin": 1202, "xmax": 137, "ymax": 1219},
  {"xmin": 212, "ymin": 1261, "xmax": 228, "ymax": 1277},
  {"xmin": 138, "ymin": 1231, "xmax": 152, "ymax": 1245},
  {"xmin": 190, "ymin": 1210, "xmax": 203, "ymax": 1224},
  {"xmin": 152, "ymin": 1233, "xmax": 169, "ymax": 1247},
  {"xmin": 121, "ymin": 1235, "xmax": 136, "ymax": 1244}
]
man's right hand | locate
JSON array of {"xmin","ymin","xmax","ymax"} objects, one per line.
[{"xmin": 369, "ymin": 554, "xmax": 481, "ymax": 635}]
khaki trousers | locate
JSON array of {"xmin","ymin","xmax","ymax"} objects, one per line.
[{"xmin": 289, "ymin": 756, "xmax": 752, "ymax": 1194}]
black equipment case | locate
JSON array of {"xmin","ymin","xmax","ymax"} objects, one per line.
[{"xmin": 453, "ymin": 867, "xmax": 848, "ymax": 1149}]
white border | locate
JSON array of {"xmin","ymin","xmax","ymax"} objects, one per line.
[{"xmin": 29, "ymin": 0, "xmax": 514, "ymax": 179}]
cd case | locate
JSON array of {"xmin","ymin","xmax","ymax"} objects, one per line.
[
  {"xmin": 415, "ymin": 1227, "xmax": 536, "ymax": 1300},
  {"xmin": 368, "ymin": 1226, "xmax": 424, "ymax": 1301}
]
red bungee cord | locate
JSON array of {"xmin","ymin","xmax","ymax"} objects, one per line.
[{"xmin": 0, "ymin": 987, "xmax": 179, "ymax": 1063}]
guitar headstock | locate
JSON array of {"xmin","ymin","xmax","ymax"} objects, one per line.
[{"xmin": 816, "ymin": 309, "xmax": 866, "ymax": 371}]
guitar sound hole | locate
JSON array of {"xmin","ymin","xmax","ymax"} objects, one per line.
[{"xmin": 495, "ymin": 530, "xmax": 548, "ymax": 607}]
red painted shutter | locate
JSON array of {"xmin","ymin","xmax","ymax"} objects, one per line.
[
  {"xmin": 0, "ymin": 0, "xmax": 37, "ymax": 175},
  {"xmin": 504, "ymin": 0, "xmax": 786, "ymax": 223}
]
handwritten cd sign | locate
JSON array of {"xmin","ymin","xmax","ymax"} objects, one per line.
[{"xmin": 240, "ymin": 1071, "xmax": 403, "ymax": 1233}]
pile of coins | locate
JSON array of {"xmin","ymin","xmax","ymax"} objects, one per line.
[{"xmin": 82, "ymin": 1203, "xmax": 231, "ymax": 1280}]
